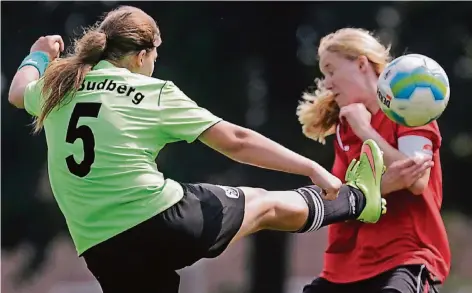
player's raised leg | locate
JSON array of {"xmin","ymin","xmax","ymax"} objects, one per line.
[{"xmin": 229, "ymin": 139, "xmax": 386, "ymax": 244}]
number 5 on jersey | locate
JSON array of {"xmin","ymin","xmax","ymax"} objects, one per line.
[{"xmin": 65, "ymin": 103, "xmax": 102, "ymax": 177}]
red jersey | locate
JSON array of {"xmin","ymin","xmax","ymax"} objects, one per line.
[{"xmin": 320, "ymin": 110, "xmax": 451, "ymax": 283}]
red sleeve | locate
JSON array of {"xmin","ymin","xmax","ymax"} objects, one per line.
[
  {"xmin": 331, "ymin": 140, "xmax": 349, "ymax": 182},
  {"xmin": 396, "ymin": 121, "xmax": 442, "ymax": 152}
]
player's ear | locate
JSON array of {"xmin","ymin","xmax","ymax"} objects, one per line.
[
  {"xmin": 357, "ymin": 55, "xmax": 370, "ymax": 73},
  {"xmin": 136, "ymin": 49, "xmax": 147, "ymax": 67}
]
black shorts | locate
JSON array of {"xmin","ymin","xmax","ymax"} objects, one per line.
[
  {"xmin": 303, "ymin": 265, "xmax": 440, "ymax": 293},
  {"xmin": 82, "ymin": 183, "xmax": 245, "ymax": 293}
]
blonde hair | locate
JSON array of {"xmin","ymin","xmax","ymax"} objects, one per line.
[{"xmin": 296, "ymin": 28, "xmax": 392, "ymax": 144}]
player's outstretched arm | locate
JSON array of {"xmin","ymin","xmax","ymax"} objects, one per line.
[
  {"xmin": 9, "ymin": 35, "xmax": 64, "ymax": 109},
  {"xmin": 199, "ymin": 121, "xmax": 342, "ymax": 199}
]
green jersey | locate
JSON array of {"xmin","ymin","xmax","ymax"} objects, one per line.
[{"xmin": 24, "ymin": 60, "xmax": 222, "ymax": 255}]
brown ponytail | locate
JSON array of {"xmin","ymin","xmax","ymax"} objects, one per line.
[
  {"xmin": 33, "ymin": 5, "xmax": 160, "ymax": 133},
  {"xmin": 34, "ymin": 30, "xmax": 106, "ymax": 133}
]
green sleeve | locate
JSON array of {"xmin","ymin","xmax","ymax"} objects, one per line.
[
  {"xmin": 158, "ymin": 81, "xmax": 222, "ymax": 143},
  {"xmin": 23, "ymin": 79, "xmax": 43, "ymax": 117}
]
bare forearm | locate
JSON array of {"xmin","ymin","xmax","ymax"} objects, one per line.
[
  {"xmin": 8, "ymin": 66, "xmax": 40, "ymax": 108},
  {"xmin": 359, "ymin": 126, "xmax": 407, "ymax": 167},
  {"xmin": 360, "ymin": 126, "xmax": 429, "ymax": 195},
  {"xmin": 201, "ymin": 121, "xmax": 339, "ymax": 187},
  {"xmin": 225, "ymin": 129, "xmax": 323, "ymax": 177},
  {"xmin": 380, "ymin": 180, "xmax": 398, "ymax": 196}
]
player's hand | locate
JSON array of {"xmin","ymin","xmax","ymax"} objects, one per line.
[
  {"xmin": 321, "ymin": 179, "xmax": 342, "ymax": 200},
  {"xmin": 380, "ymin": 156, "xmax": 434, "ymax": 195},
  {"xmin": 309, "ymin": 167, "xmax": 342, "ymax": 200},
  {"xmin": 339, "ymin": 103, "xmax": 372, "ymax": 139},
  {"xmin": 30, "ymin": 35, "xmax": 65, "ymax": 61}
]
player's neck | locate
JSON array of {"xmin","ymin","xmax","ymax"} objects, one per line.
[
  {"xmin": 365, "ymin": 99, "xmax": 380, "ymax": 115},
  {"xmin": 106, "ymin": 59, "xmax": 131, "ymax": 71}
]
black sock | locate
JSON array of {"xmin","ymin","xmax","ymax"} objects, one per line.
[{"xmin": 294, "ymin": 185, "xmax": 366, "ymax": 233}]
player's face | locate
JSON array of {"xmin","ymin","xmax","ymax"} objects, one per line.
[{"xmin": 319, "ymin": 51, "xmax": 370, "ymax": 107}]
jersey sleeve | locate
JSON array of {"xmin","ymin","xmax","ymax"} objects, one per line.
[
  {"xmin": 396, "ymin": 121, "xmax": 442, "ymax": 156},
  {"xmin": 158, "ymin": 81, "xmax": 222, "ymax": 143},
  {"xmin": 23, "ymin": 79, "xmax": 43, "ymax": 117}
]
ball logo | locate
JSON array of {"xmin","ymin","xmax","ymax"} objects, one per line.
[{"xmin": 377, "ymin": 88, "xmax": 391, "ymax": 108}]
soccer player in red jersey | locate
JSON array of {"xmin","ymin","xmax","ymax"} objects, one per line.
[{"xmin": 297, "ymin": 28, "xmax": 451, "ymax": 293}]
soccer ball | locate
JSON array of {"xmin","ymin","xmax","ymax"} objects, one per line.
[{"xmin": 377, "ymin": 54, "xmax": 450, "ymax": 127}]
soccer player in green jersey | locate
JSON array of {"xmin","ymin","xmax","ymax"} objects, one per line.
[{"xmin": 9, "ymin": 6, "xmax": 387, "ymax": 293}]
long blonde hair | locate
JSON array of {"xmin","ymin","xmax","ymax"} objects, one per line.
[{"xmin": 296, "ymin": 28, "xmax": 392, "ymax": 144}]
